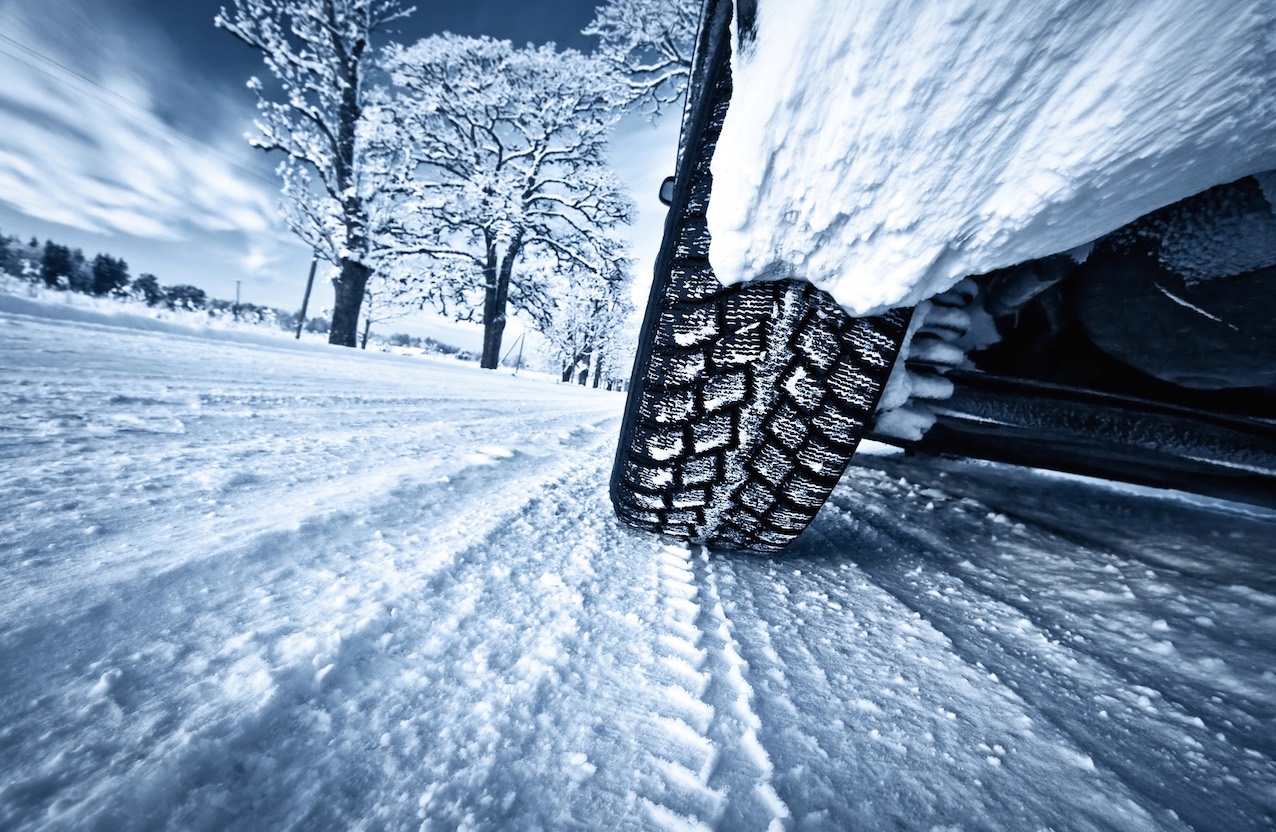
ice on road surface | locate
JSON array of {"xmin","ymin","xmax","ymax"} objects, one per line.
[
  {"xmin": 2, "ymin": 303, "xmax": 1274, "ymax": 830},
  {"xmin": 708, "ymin": 0, "xmax": 1276, "ymax": 315}
]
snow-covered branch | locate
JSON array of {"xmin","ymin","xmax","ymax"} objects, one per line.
[{"xmin": 584, "ymin": 0, "xmax": 700, "ymax": 116}]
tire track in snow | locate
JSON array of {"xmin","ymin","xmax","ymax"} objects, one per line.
[
  {"xmin": 822, "ymin": 460, "xmax": 1276, "ymax": 830},
  {"xmin": 0, "ymin": 409, "xmax": 620, "ymax": 624},
  {"xmin": 709, "ymin": 512, "xmax": 1177, "ymax": 832},
  {"xmin": 634, "ymin": 543, "xmax": 789, "ymax": 832},
  {"xmin": 821, "ymin": 491, "xmax": 1274, "ymax": 831},
  {"xmin": 706, "ymin": 555, "xmax": 848, "ymax": 830},
  {"xmin": 689, "ymin": 548, "xmax": 791, "ymax": 831},
  {"xmin": 634, "ymin": 543, "xmax": 724, "ymax": 830},
  {"xmin": 0, "ymin": 419, "xmax": 628, "ymax": 830}
]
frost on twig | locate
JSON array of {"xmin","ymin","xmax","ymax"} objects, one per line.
[{"xmin": 584, "ymin": 0, "xmax": 699, "ymax": 118}]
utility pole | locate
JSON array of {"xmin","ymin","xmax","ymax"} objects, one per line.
[
  {"xmin": 500, "ymin": 333, "xmax": 526, "ymax": 376},
  {"xmin": 234, "ymin": 279, "xmax": 242, "ymax": 320},
  {"xmin": 295, "ymin": 257, "xmax": 318, "ymax": 339}
]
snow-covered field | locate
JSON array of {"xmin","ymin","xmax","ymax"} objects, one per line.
[{"xmin": 2, "ymin": 301, "xmax": 1274, "ymax": 830}]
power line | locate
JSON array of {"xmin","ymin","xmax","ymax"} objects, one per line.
[{"xmin": 0, "ymin": 31, "xmax": 280, "ymax": 188}]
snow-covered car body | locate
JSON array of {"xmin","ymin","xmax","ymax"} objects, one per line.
[{"xmin": 612, "ymin": 0, "xmax": 1276, "ymax": 551}]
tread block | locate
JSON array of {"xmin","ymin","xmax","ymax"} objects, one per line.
[
  {"xmin": 640, "ymin": 386, "xmax": 695, "ymax": 425},
  {"xmin": 663, "ymin": 509, "xmax": 703, "ymax": 527},
  {"xmin": 753, "ymin": 442, "xmax": 793, "ymax": 487},
  {"xmin": 693, "ymin": 142, "xmax": 716, "ymax": 178},
  {"xmin": 766, "ymin": 400, "xmax": 809, "ymax": 451},
  {"xmin": 671, "ymin": 486, "xmax": 709, "ymax": 509},
  {"xmin": 685, "ymin": 176, "xmax": 713, "ymax": 215},
  {"xmin": 675, "ymin": 217, "xmax": 711, "ymax": 260},
  {"xmin": 729, "ymin": 506, "xmax": 765, "ymax": 531},
  {"xmin": 702, "ymin": 370, "xmax": 748, "ymax": 413},
  {"xmin": 648, "ymin": 352, "xmax": 707, "ymax": 388},
  {"xmin": 617, "ymin": 508, "xmax": 663, "ymax": 527},
  {"xmin": 710, "ymin": 326, "xmax": 767, "ymax": 368},
  {"xmin": 709, "ymin": 86, "xmax": 732, "ymax": 129},
  {"xmin": 739, "ymin": 481, "xmax": 778, "ymax": 513},
  {"xmin": 795, "ymin": 436, "xmax": 851, "ymax": 479},
  {"xmin": 791, "ymin": 317, "xmax": 842, "ymax": 372},
  {"xmin": 781, "ymin": 472, "xmax": 829, "ymax": 509},
  {"xmin": 781, "ymin": 364, "xmax": 826, "ymax": 414},
  {"xmin": 665, "ymin": 260, "xmax": 723, "ymax": 304},
  {"xmin": 635, "ymin": 425, "xmax": 685, "ymax": 462},
  {"xmin": 620, "ymin": 488, "xmax": 667, "ymax": 511},
  {"xmin": 827, "ymin": 358, "xmax": 879, "ymax": 402},
  {"xmin": 691, "ymin": 410, "xmax": 734, "ymax": 454},
  {"xmin": 855, "ymin": 320, "xmax": 910, "ymax": 373},
  {"xmin": 624, "ymin": 459, "xmax": 674, "ymax": 490},
  {"xmin": 680, "ymin": 453, "xmax": 721, "ymax": 487},
  {"xmin": 657, "ymin": 305, "xmax": 718, "ymax": 350},
  {"xmin": 766, "ymin": 504, "xmax": 814, "ymax": 533},
  {"xmin": 811, "ymin": 408, "xmax": 866, "ymax": 446},
  {"xmin": 755, "ymin": 528, "xmax": 798, "ymax": 548},
  {"xmin": 721, "ymin": 288, "xmax": 776, "ymax": 329}
]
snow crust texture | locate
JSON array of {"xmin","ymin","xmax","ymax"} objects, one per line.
[
  {"xmin": 708, "ymin": 0, "xmax": 1276, "ymax": 315},
  {"xmin": 2, "ymin": 302, "xmax": 1275, "ymax": 829}
]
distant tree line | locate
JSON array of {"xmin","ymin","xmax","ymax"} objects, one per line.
[{"xmin": 0, "ymin": 228, "xmax": 331, "ymax": 334}]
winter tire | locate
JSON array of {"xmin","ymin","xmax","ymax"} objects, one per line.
[{"xmin": 610, "ymin": 0, "xmax": 910, "ymax": 552}]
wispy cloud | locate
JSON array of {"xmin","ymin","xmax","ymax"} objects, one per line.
[{"xmin": 0, "ymin": 0, "xmax": 281, "ymax": 243}]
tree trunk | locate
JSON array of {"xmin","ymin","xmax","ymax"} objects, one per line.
[
  {"xmin": 561, "ymin": 360, "xmax": 575, "ymax": 383},
  {"xmin": 577, "ymin": 348, "xmax": 592, "ymax": 386},
  {"xmin": 329, "ymin": 258, "xmax": 370, "ymax": 347},
  {"xmin": 480, "ymin": 235, "xmax": 521, "ymax": 370}
]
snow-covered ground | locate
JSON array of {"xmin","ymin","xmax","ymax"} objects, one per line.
[
  {"xmin": 2, "ymin": 302, "xmax": 1275, "ymax": 830},
  {"xmin": 708, "ymin": 0, "xmax": 1276, "ymax": 315}
]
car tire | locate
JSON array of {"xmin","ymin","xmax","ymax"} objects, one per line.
[{"xmin": 610, "ymin": 15, "xmax": 910, "ymax": 552}]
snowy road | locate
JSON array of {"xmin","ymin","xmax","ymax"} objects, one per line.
[{"xmin": 2, "ymin": 305, "xmax": 1274, "ymax": 830}]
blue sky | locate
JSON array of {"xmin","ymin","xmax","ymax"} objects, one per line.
[{"xmin": 0, "ymin": 0, "xmax": 676, "ymax": 348}]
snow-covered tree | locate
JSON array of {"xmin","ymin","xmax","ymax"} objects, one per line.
[
  {"xmin": 12, "ymin": 238, "xmax": 41, "ymax": 282},
  {"xmin": 215, "ymin": 0, "xmax": 413, "ymax": 348},
  {"xmin": 584, "ymin": 0, "xmax": 700, "ymax": 115},
  {"xmin": 357, "ymin": 271, "xmax": 413, "ymax": 349},
  {"xmin": 133, "ymin": 274, "xmax": 165, "ymax": 307},
  {"xmin": 41, "ymin": 242, "xmax": 73, "ymax": 289},
  {"xmin": 380, "ymin": 36, "xmax": 634, "ymax": 369},
  {"xmin": 90, "ymin": 254, "xmax": 130, "ymax": 297},
  {"xmin": 539, "ymin": 241, "xmax": 635, "ymax": 386},
  {"xmin": 164, "ymin": 284, "xmax": 208, "ymax": 311}
]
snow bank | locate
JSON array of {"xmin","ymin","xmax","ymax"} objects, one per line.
[
  {"xmin": 0, "ymin": 279, "xmax": 481, "ymax": 366},
  {"xmin": 707, "ymin": 0, "xmax": 1276, "ymax": 315},
  {"xmin": 0, "ymin": 276, "xmax": 323, "ymax": 351}
]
